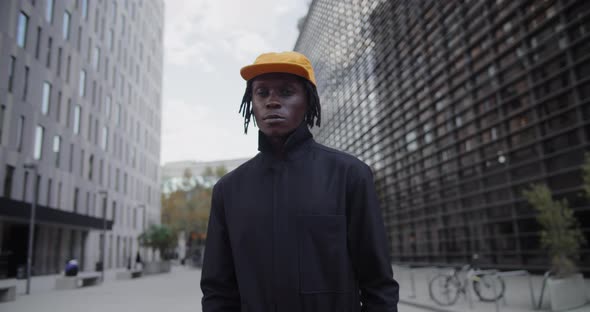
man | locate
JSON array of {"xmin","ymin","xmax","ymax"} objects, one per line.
[{"xmin": 201, "ymin": 51, "xmax": 399, "ymax": 312}]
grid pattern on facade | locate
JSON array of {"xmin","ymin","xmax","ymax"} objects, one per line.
[
  {"xmin": 0, "ymin": 0, "xmax": 164, "ymax": 275},
  {"xmin": 296, "ymin": 0, "xmax": 590, "ymax": 272}
]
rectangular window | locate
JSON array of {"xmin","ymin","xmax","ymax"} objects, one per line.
[
  {"xmin": 3, "ymin": 165, "xmax": 15, "ymax": 198},
  {"xmin": 35, "ymin": 27, "xmax": 41, "ymax": 59},
  {"xmin": 66, "ymin": 55, "xmax": 71, "ymax": 82},
  {"xmin": 22, "ymin": 171, "xmax": 28, "ymax": 201},
  {"xmin": 57, "ymin": 182, "xmax": 62, "ymax": 208},
  {"xmin": 46, "ymin": 37, "xmax": 52, "ymax": 67},
  {"xmin": 56, "ymin": 91, "xmax": 62, "ymax": 123},
  {"xmin": 57, "ymin": 47, "xmax": 62, "ymax": 76},
  {"xmin": 45, "ymin": 0, "xmax": 54, "ymax": 23},
  {"xmin": 92, "ymin": 46, "xmax": 100, "ymax": 70},
  {"xmin": 77, "ymin": 26, "xmax": 82, "ymax": 52},
  {"xmin": 23, "ymin": 66, "xmax": 29, "ymax": 101},
  {"xmin": 73, "ymin": 187, "xmax": 79, "ymax": 212},
  {"xmin": 105, "ymin": 96, "xmax": 111, "ymax": 118},
  {"xmin": 101, "ymin": 126, "xmax": 108, "ymax": 150},
  {"xmin": 53, "ymin": 135, "xmax": 61, "ymax": 168},
  {"xmin": 17, "ymin": 12, "xmax": 29, "ymax": 48},
  {"xmin": 108, "ymin": 29, "xmax": 114, "ymax": 51},
  {"xmin": 115, "ymin": 103, "xmax": 120, "ymax": 125},
  {"xmin": 8, "ymin": 56, "xmax": 15, "ymax": 92},
  {"xmin": 63, "ymin": 11, "xmax": 71, "ymax": 40},
  {"xmin": 34, "ymin": 125, "xmax": 44, "ymax": 160},
  {"xmin": 42, "ymin": 81, "xmax": 51, "ymax": 115},
  {"xmin": 69, "ymin": 143, "xmax": 74, "ymax": 172},
  {"xmin": 74, "ymin": 105, "xmax": 81, "ymax": 134},
  {"xmin": 80, "ymin": 149, "xmax": 84, "ymax": 177},
  {"xmin": 47, "ymin": 178, "xmax": 52, "ymax": 207},
  {"xmin": 82, "ymin": 0, "xmax": 88, "ymax": 19},
  {"xmin": 16, "ymin": 116, "xmax": 24, "ymax": 152},
  {"xmin": 79, "ymin": 70, "xmax": 86, "ymax": 97}
]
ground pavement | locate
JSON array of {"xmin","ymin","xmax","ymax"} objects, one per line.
[
  {"xmin": 394, "ymin": 265, "xmax": 590, "ymax": 312},
  {"xmin": 1, "ymin": 266, "xmax": 430, "ymax": 312}
]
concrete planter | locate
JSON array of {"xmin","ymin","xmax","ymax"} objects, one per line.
[
  {"xmin": 547, "ymin": 273, "xmax": 587, "ymax": 311},
  {"xmin": 143, "ymin": 261, "xmax": 171, "ymax": 275}
]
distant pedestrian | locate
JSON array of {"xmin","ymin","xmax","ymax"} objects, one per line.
[
  {"xmin": 201, "ymin": 51, "xmax": 399, "ymax": 311},
  {"xmin": 65, "ymin": 259, "xmax": 79, "ymax": 276},
  {"xmin": 135, "ymin": 252, "xmax": 143, "ymax": 270}
]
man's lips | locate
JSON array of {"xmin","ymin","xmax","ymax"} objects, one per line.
[{"xmin": 263, "ymin": 114, "xmax": 285, "ymax": 120}]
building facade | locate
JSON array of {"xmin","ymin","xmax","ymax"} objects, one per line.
[
  {"xmin": 296, "ymin": 0, "xmax": 590, "ymax": 272},
  {"xmin": 0, "ymin": 0, "xmax": 164, "ymax": 277}
]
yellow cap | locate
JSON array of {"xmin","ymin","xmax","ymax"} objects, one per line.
[{"xmin": 240, "ymin": 51, "xmax": 316, "ymax": 86}]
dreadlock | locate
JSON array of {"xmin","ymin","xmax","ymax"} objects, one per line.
[{"xmin": 239, "ymin": 77, "xmax": 321, "ymax": 134}]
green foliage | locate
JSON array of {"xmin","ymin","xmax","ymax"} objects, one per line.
[
  {"xmin": 522, "ymin": 184, "xmax": 586, "ymax": 277},
  {"xmin": 138, "ymin": 224, "xmax": 177, "ymax": 259},
  {"xmin": 161, "ymin": 165, "xmax": 227, "ymax": 245},
  {"xmin": 583, "ymin": 153, "xmax": 590, "ymax": 200}
]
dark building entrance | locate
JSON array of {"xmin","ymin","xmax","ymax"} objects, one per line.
[{"xmin": 0, "ymin": 222, "xmax": 33, "ymax": 278}]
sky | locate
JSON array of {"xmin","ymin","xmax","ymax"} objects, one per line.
[{"xmin": 160, "ymin": 0, "xmax": 311, "ymax": 164}]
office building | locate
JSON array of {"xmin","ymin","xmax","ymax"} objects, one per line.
[
  {"xmin": 0, "ymin": 0, "xmax": 164, "ymax": 277},
  {"xmin": 296, "ymin": 0, "xmax": 590, "ymax": 272}
]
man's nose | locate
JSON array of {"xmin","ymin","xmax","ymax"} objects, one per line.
[{"xmin": 265, "ymin": 91, "xmax": 281, "ymax": 108}]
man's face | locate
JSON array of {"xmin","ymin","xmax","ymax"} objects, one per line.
[{"xmin": 251, "ymin": 73, "xmax": 308, "ymax": 138}]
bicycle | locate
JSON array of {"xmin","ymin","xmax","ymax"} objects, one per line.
[{"xmin": 428, "ymin": 264, "xmax": 506, "ymax": 306}]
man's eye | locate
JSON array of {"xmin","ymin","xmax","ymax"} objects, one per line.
[
  {"xmin": 255, "ymin": 90, "xmax": 268, "ymax": 96},
  {"xmin": 281, "ymin": 89, "xmax": 294, "ymax": 96}
]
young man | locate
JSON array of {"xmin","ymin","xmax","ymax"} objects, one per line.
[{"xmin": 201, "ymin": 51, "xmax": 399, "ymax": 312}]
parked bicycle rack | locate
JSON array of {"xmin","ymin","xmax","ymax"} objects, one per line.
[{"xmin": 490, "ymin": 270, "xmax": 537, "ymax": 312}]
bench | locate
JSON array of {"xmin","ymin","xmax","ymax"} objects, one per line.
[
  {"xmin": 0, "ymin": 279, "xmax": 17, "ymax": 302},
  {"xmin": 116, "ymin": 269, "xmax": 143, "ymax": 280},
  {"xmin": 55, "ymin": 272, "xmax": 101, "ymax": 290}
]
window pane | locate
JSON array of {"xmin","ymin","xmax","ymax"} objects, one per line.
[
  {"xmin": 74, "ymin": 105, "xmax": 81, "ymax": 134},
  {"xmin": 34, "ymin": 125, "xmax": 44, "ymax": 160},
  {"xmin": 101, "ymin": 126, "xmax": 108, "ymax": 150},
  {"xmin": 17, "ymin": 12, "xmax": 29, "ymax": 48},
  {"xmin": 79, "ymin": 70, "xmax": 86, "ymax": 97},
  {"xmin": 46, "ymin": 0, "xmax": 54, "ymax": 23},
  {"xmin": 53, "ymin": 135, "xmax": 61, "ymax": 167},
  {"xmin": 42, "ymin": 81, "xmax": 51, "ymax": 115},
  {"xmin": 63, "ymin": 11, "xmax": 71, "ymax": 40}
]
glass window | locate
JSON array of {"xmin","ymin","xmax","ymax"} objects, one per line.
[
  {"xmin": 82, "ymin": 0, "xmax": 88, "ymax": 19},
  {"xmin": 79, "ymin": 70, "xmax": 86, "ymax": 97},
  {"xmin": 3, "ymin": 165, "xmax": 15, "ymax": 198},
  {"xmin": 34, "ymin": 125, "xmax": 44, "ymax": 160},
  {"xmin": 23, "ymin": 66, "xmax": 29, "ymax": 101},
  {"xmin": 63, "ymin": 11, "xmax": 71, "ymax": 40},
  {"xmin": 93, "ymin": 46, "xmax": 100, "ymax": 70},
  {"xmin": 45, "ymin": 0, "xmax": 54, "ymax": 23},
  {"xmin": 8, "ymin": 56, "xmax": 16, "ymax": 92},
  {"xmin": 53, "ymin": 135, "xmax": 61, "ymax": 168},
  {"xmin": 16, "ymin": 116, "xmax": 24, "ymax": 152},
  {"xmin": 17, "ymin": 12, "xmax": 29, "ymax": 48},
  {"xmin": 74, "ymin": 105, "xmax": 81, "ymax": 134},
  {"xmin": 42, "ymin": 81, "xmax": 51, "ymax": 115},
  {"xmin": 101, "ymin": 126, "xmax": 108, "ymax": 150},
  {"xmin": 105, "ymin": 96, "xmax": 111, "ymax": 118}
]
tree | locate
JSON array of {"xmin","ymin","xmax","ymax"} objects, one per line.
[
  {"xmin": 522, "ymin": 184, "xmax": 586, "ymax": 277},
  {"xmin": 139, "ymin": 224, "xmax": 177, "ymax": 260},
  {"xmin": 160, "ymin": 165, "xmax": 228, "ymax": 245}
]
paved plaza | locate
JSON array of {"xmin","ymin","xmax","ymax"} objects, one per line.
[{"xmin": 1, "ymin": 265, "xmax": 431, "ymax": 312}]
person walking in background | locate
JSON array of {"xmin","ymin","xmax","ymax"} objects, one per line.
[{"xmin": 200, "ymin": 51, "xmax": 399, "ymax": 312}]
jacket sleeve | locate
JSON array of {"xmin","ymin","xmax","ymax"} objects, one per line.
[
  {"xmin": 201, "ymin": 182, "xmax": 241, "ymax": 311},
  {"xmin": 347, "ymin": 164, "xmax": 399, "ymax": 312}
]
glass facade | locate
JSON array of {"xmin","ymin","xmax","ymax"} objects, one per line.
[{"xmin": 296, "ymin": 0, "xmax": 590, "ymax": 272}]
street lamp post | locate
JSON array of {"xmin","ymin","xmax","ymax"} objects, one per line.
[
  {"xmin": 98, "ymin": 190, "xmax": 108, "ymax": 283},
  {"xmin": 137, "ymin": 204, "xmax": 146, "ymax": 261},
  {"xmin": 23, "ymin": 163, "xmax": 38, "ymax": 295}
]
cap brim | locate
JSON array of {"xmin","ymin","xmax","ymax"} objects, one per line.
[{"xmin": 240, "ymin": 62, "xmax": 312, "ymax": 84}]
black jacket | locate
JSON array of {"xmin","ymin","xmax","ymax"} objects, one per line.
[{"xmin": 201, "ymin": 123, "xmax": 399, "ymax": 312}]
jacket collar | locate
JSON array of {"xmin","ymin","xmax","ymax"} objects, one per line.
[{"xmin": 257, "ymin": 122, "xmax": 314, "ymax": 162}]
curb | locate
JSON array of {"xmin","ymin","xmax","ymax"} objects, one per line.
[{"xmin": 399, "ymin": 299, "xmax": 459, "ymax": 312}]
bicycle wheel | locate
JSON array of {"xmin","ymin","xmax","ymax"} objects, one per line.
[
  {"xmin": 473, "ymin": 274, "xmax": 505, "ymax": 302},
  {"xmin": 429, "ymin": 274, "xmax": 461, "ymax": 306}
]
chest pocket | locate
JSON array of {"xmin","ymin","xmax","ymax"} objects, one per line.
[{"xmin": 297, "ymin": 215, "xmax": 354, "ymax": 293}]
